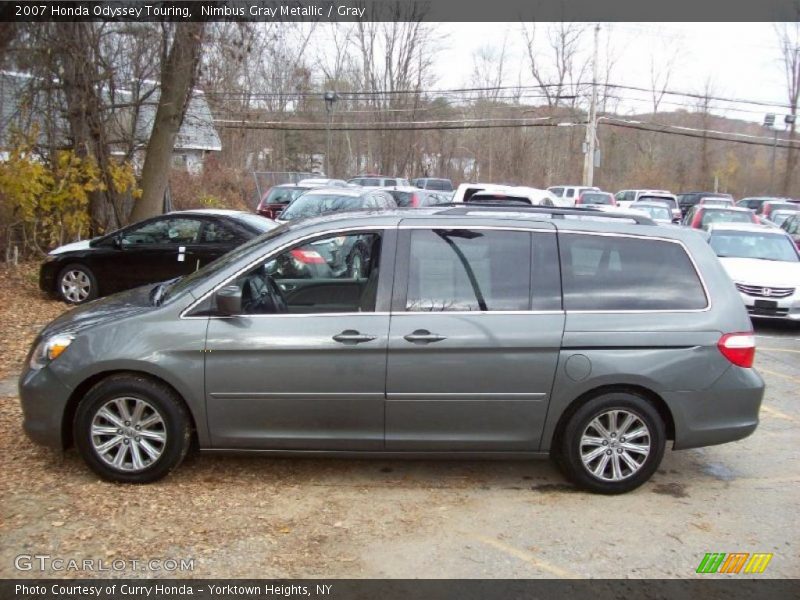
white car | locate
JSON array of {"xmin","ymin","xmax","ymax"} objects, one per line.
[
  {"xmin": 707, "ymin": 223, "xmax": 800, "ymax": 322},
  {"xmin": 453, "ymin": 183, "xmax": 558, "ymax": 206},
  {"xmin": 546, "ymin": 185, "xmax": 600, "ymax": 207},
  {"xmin": 614, "ymin": 189, "xmax": 672, "ymax": 209},
  {"xmin": 632, "ymin": 193, "xmax": 681, "ymax": 222},
  {"xmin": 468, "ymin": 186, "xmax": 558, "ymax": 207}
]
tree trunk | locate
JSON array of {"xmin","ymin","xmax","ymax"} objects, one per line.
[
  {"xmin": 129, "ymin": 23, "xmax": 205, "ymax": 222},
  {"xmin": 56, "ymin": 23, "xmax": 122, "ymax": 234}
]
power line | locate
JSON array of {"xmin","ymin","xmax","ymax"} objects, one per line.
[
  {"xmin": 213, "ymin": 115, "xmax": 800, "ymax": 150},
  {"xmin": 203, "ymin": 81, "xmax": 794, "ymax": 110}
]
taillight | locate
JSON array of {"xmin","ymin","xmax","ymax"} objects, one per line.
[
  {"xmin": 718, "ymin": 332, "xmax": 756, "ymax": 368},
  {"xmin": 290, "ymin": 249, "xmax": 326, "ymax": 264},
  {"xmin": 410, "ymin": 193, "xmax": 420, "ymax": 208}
]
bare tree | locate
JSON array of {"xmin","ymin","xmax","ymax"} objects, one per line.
[
  {"xmin": 649, "ymin": 44, "xmax": 680, "ymax": 114},
  {"xmin": 130, "ymin": 23, "xmax": 206, "ymax": 222},
  {"xmin": 521, "ymin": 22, "xmax": 588, "ymax": 109},
  {"xmin": 777, "ymin": 22, "xmax": 800, "ymax": 196},
  {"xmin": 353, "ymin": 2, "xmax": 435, "ymax": 175}
]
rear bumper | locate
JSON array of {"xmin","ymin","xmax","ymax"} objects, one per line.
[{"xmin": 664, "ymin": 366, "xmax": 764, "ymax": 450}]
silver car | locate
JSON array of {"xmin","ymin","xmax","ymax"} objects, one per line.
[{"xmin": 19, "ymin": 205, "xmax": 764, "ymax": 494}]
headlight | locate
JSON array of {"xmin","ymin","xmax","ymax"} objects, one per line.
[{"xmin": 29, "ymin": 334, "xmax": 74, "ymax": 370}]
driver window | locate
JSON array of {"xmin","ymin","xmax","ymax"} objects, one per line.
[
  {"xmin": 121, "ymin": 218, "xmax": 170, "ymax": 246},
  {"xmin": 122, "ymin": 218, "xmax": 202, "ymax": 246},
  {"xmin": 229, "ymin": 232, "xmax": 383, "ymax": 315}
]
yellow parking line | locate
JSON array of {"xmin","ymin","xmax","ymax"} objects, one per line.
[
  {"xmin": 473, "ymin": 534, "xmax": 580, "ymax": 578},
  {"xmin": 759, "ymin": 367, "xmax": 800, "ymax": 384}
]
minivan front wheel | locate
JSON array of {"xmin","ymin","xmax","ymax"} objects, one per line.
[
  {"xmin": 558, "ymin": 392, "xmax": 666, "ymax": 494},
  {"xmin": 74, "ymin": 375, "xmax": 191, "ymax": 483}
]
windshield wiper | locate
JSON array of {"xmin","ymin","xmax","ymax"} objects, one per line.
[{"xmin": 151, "ymin": 283, "xmax": 166, "ymax": 306}]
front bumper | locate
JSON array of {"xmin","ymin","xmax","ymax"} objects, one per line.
[
  {"xmin": 737, "ymin": 289, "xmax": 800, "ymax": 321},
  {"xmin": 39, "ymin": 260, "xmax": 59, "ymax": 296},
  {"xmin": 18, "ymin": 365, "xmax": 73, "ymax": 450}
]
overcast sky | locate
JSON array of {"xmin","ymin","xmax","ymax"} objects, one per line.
[{"xmin": 434, "ymin": 22, "xmax": 791, "ymax": 126}]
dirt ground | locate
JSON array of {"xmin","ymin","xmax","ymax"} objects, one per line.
[{"xmin": 0, "ymin": 264, "xmax": 798, "ymax": 579}]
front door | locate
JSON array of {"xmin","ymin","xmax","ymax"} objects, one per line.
[
  {"xmin": 203, "ymin": 229, "xmax": 394, "ymax": 450},
  {"xmin": 386, "ymin": 225, "xmax": 564, "ymax": 451}
]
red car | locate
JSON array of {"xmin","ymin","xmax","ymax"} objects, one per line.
[
  {"xmin": 576, "ymin": 191, "xmax": 616, "ymax": 207},
  {"xmin": 683, "ymin": 206, "xmax": 759, "ymax": 230},
  {"xmin": 256, "ymin": 184, "xmax": 316, "ymax": 219}
]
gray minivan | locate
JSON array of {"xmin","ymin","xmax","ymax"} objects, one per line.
[{"xmin": 19, "ymin": 206, "xmax": 764, "ymax": 494}]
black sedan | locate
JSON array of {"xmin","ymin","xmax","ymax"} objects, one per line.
[{"xmin": 41, "ymin": 209, "xmax": 277, "ymax": 304}]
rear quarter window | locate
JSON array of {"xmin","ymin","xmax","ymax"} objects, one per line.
[{"xmin": 559, "ymin": 233, "xmax": 707, "ymax": 311}]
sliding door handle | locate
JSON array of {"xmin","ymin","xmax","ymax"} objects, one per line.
[
  {"xmin": 333, "ymin": 330, "xmax": 377, "ymax": 345},
  {"xmin": 403, "ymin": 329, "xmax": 447, "ymax": 344}
]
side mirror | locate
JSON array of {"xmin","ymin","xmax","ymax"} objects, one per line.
[{"xmin": 215, "ymin": 285, "xmax": 242, "ymax": 316}]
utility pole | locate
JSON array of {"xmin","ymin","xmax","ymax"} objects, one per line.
[
  {"xmin": 324, "ymin": 91, "xmax": 338, "ymax": 177},
  {"xmin": 582, "ymin": 23, "xmax": 600, "ymax": 186}
]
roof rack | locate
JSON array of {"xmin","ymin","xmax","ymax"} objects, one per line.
[{"xmin": 438, "ymin": 203, "xmax": 655, "ymax": 225}]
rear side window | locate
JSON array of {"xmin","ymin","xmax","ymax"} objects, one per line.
[
  {"xmin": 565, "ymin": 189, "xmax": 575, "ymax": 198},
  {"xmin": 559, "ymin": 233, "xmax": 707, "ymax": 311},
  {"xmin": 404, "ymin": 229, "xmax": 561, "ymax": 312}
]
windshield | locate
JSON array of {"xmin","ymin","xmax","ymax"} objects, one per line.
[
  {"xmin": 263, "ymin": 186, "xmax": 308, "ymax": 205},
  {"xmin": 701, "ymin": 199, "xmax": 732, "ymax": 207},
  {"xmin": 700, "ymin": 210, "xmax": 754, "ymax": 229},
  {"xmin": 280, "ymin": 194, "xmax": 364, "ymax": 220},
  {"xmin": 636, "ymin": 205, "xmax": 671, "ymax": 220},
  {"xmin": 637, "ymin": 196, "xmax": 677, "ymax": 208},
  {"xmin": 771, "ymin": 212, "xmax": 795, "ymax": 227},
  {"xmin": 710, "ymin": 231, "xmax": 799, "ymax": 262},
  {"xmin": 161, "ymin": 224, "xmax": 289, "ymax": 302},
  {"xmin": 580, "ymin": 193, "xmax": 613, "ymax": 205}
]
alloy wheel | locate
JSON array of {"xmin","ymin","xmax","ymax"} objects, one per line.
[
  {"xmin": 60, "ymin": 270, "xmax": 91, "ymax": 303},
  {"xmin": 579, "ymin": 409, "xmax": 651, "ymax": 481},
  {"xmin": 90, "ymin": 397, "xmax": 167, "ymax": 472}
]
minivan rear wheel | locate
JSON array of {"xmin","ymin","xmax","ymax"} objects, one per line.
[
  {"xmin": 557, "ymin": 392, "xmax": 666, "ymax": 494},
  {"xmin": 74, "ymin": 375, "xmax": 191, "ymax": 483}
]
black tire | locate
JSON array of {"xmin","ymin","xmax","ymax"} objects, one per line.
[
  {"xmin": 57, "ymin": 263, "xmax": 98, "ymax": 304},
  {"xmin": 556, "ymin": 391, "xmax": 666, "ymax": 494},
  {"xmin": 74, "ymin": 374, "xmax": 192, "ymax": 483}
]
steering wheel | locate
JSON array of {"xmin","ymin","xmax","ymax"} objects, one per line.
[
  {"xmin": 265, "ymin": 274, "xmax": 289, "ymax": 313},
  {"xmin": 241, "ymin": 267, "xmax": 288, "ymax": 314}
]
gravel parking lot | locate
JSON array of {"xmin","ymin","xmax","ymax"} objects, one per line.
[{"xmin": 0, "ymin": 266, "xmax": 797, "ymax": 579}]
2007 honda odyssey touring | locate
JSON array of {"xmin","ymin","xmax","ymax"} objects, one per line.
[{"xmin": 19, "ymin": 205, "xmax": 765, "ymax": 494}]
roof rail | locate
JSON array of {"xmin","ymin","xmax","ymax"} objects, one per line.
[{"xmin": 438, "ymin": 203, "xmax": 656, "ymax": 225}]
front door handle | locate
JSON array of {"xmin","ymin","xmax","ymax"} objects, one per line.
[
  {"xmin": 403, "ymin": 329, "xmax": 447, "ymax": 344},
  {"xmin": 333, "ymin": 330, "xmax": 377, "ymax": 345}
]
